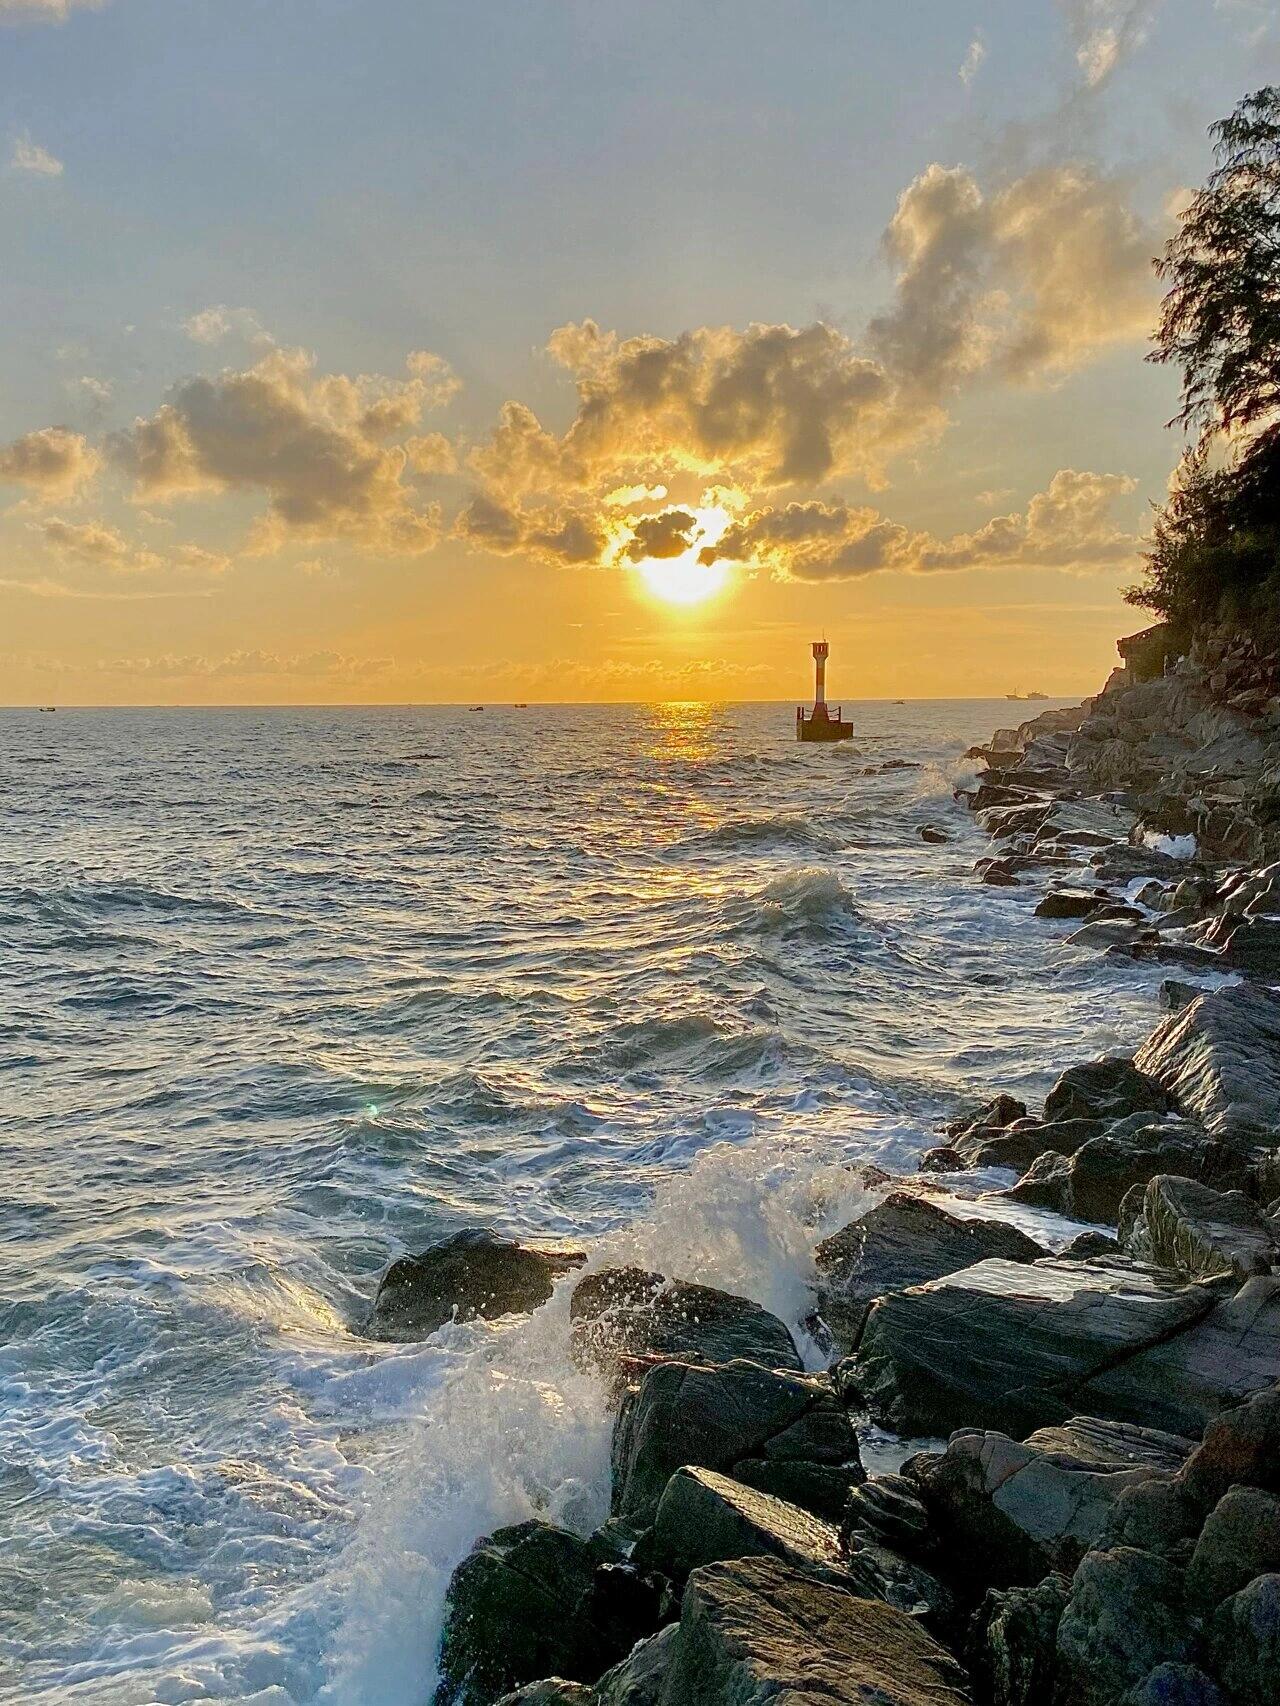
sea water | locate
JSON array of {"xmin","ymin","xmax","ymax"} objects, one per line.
[{"xmin": 0, "ymin": 700, "xmax": 1169, "ymax": 1704}]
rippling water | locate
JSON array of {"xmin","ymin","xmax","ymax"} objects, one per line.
[{"xmin": 1, "ymin": 700, "xmax": 1169, "ymax": 1703}]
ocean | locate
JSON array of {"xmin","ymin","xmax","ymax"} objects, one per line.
[{"xmin": 0, "ymin": 700, "xmax": 1169, "ymax": 1704}]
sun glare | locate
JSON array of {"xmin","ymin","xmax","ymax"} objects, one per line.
[{"xmin": 633, "ymin": 504, "xmax": 733, "ymax": 606}]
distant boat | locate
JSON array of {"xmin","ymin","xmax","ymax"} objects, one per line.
[
  {"xmin": 38, "ymin": 705, "xmax": 56, "ymax": 713},
  {"xmin": 513, "ymin": 702, "xmax": 528, "ymax": 708},
  {"xmin": 1006, "ymin": 689, "xmax": 1049, "ymax": 701},
  {"xmin": 470, "ymin": 705, "xmax": 484, "ymax": 711}
]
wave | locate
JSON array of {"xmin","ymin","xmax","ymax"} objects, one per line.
[{"xmin": 665, "ymin": 813, "xmax": 841, "ymax": 858}]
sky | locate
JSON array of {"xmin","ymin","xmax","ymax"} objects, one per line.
[{"xmin": 1, "ymin": 0, "xmax": 1278, "ymax": 705}]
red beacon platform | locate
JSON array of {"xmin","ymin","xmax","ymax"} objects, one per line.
[{"xmin": 796, "ymin": 641, "xmax": 854, "ymax": 742}]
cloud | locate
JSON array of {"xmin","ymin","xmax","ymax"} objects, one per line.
[
  {"xmin": 1058, "ymin": 1, "xmax": 1162, "ymax": 87},
  {"xmin": 35, "ymin": 515, "xmax": 231, "ymax": 576},
  {"xmin": 959, "ymin": 33, "xmax": 986, "ymax": 85},
  {"xmin": 0, "ymin": 0, "xmax": 100, "ymax": 25},
  {"xmin": 453, "ymin": 490, "xmax": 606, "ymax": 566},
  {"xmin": 182, "ymin": 305, "xmax": 268, "ymax": 346},
  {"xmin": 9, "ymin": 134, "xmax": 63, "ymax": 175},
  {"xmin": 0, "ymin": 426, "xmax": 101, "ymax": 497},
  {"xmin": 870, "ymin": 160, "xmax": 1161, "ymax": 393},
  {"xmin": 622, "ymin": 508, "xmax": 698, "ymax": 562},
  {"xmin": 93, "ymin": 649, "xmax": 394, "ymax": 680},
  {"xmin": 704, "ymin": 469, "xmax": 1139, "ymax": 580},
  {"xmin": 109, "ymin": 346, "xmax": 455, "ymax": 553},
  {"xmin": 404, "ymin": 431, "xmax": 458, "ymax": 476}
]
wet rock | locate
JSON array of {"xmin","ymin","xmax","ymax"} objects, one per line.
[
  {"xmin": 842, "ymin": 1538, "xmax": 954, "ymax": 1626},
  {"xmin": 1043, "ymin": 1057, "xmax": 1169, "ymax": 1125},
  {"xmin": 1119, "ymin": 1664, "xmax": 1225, "ymax": 1706},
  {"xmin": 1062, "ymin": 1231, "xmax": 1123, "ymax": 1259},
  {"xmin": 979, "ymin": 859, "xmax": 1021, "ymax": 886},
  {"xmin": 1002, "ymin": 1120, "xmax": 1215, "ymax": 1225},
  {"xmin": 1000, "ymin": 1150, "xmax": 1072, "ymax": 1212},
  {"xmin": 847, "ymin": 1257, "xmax": 1216, "ymax": 1437},
  {"xmin": 1055, "ymin": 1546, "xmax": 1194, "ymax": 1706},
  {"xmin": 1135, "ymin": 985, "xmax": 1280, "ymax": 1144},
  {"xmin": 1205, "ymin": 1572, "xmax": 1280, "ymax": 1706},
  {"xmin": 1177, "ymin": 1380, "xmax": 1280, "ymax": 1513},
  {"xmin": 435, "ymin": 1520, "xmax": 662, "ymax": 1705},
  {"xmin": 1098, "ymin": 1476, "xmax": 1203, "ymax": 1561},
  {"xmin": 969, "ymin": 1573, "xmax": 1069, "ymax": 1706},
  {"xmin": 842, "ymin": 1473, "xmax": 934, "ymax": 1558},
  {"xmin": 919, "ymin": 824, "xmax": 950, "ymax": 844},
  {"xmin": 1187, "ymin": 1485, "xmax": 1280, "ymax": 1609},
  {"xmin": 638, "ymin": 1467, "xmax": 843, "ymax": 1581},
  {"xmin": 812, "ymin": 1193, "xmax": 1045, "ymax": 1351},
  {"xmin": 1160, "ymin": 980, "xmax": 1204, "ymax": 1012},
  {"xmin": 658, "ymin": 1557, "xmax": 970, "ymax": 1706},
  {"xmin": 1036, "ymin": 888, "xmax": 1105, "ymax": 919},
  {"xmin": 569, "ymin": 1268, "xmax": 801, "ymax": 1382},
  {"xmin": 494, "ymin": 1686, "xmax": 593, "ymax": 1706},
  {"xmin": 918, "ymin": 1144, "xmax": 965, "ymax": 1172},
  {"xmin": 907, "ymin": 1416, "xmax": 1193, "ymax": 1587},
  {"xmin": 610, "ymin": 1358, "xmax": 862, "ymax": 1528},
  {"xmin": 1067, "ymin": 917, "xmax": 1154, "ymax": 951},
  {"xmin": 367, "ymin": 1228, "xmax": 585, "ymax": 1340},
  {"xmin": 1080, "ymin": 1275, "xmax": 1280, "ymax": 1439},
  {"xmin": 592, "ymin": 1625, "xmax": 677, "ymax": 1706},
  {"xmin": 1124, "ymin": 1174, "xmax": 1277, "ymax": 1282},
  {"xmin": 948, "ymin": 1092, "xmax": 1028, "ymax": 1137}
]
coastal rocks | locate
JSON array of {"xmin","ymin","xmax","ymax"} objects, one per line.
[
  {"xmin": 1042, "ymin": 1058, "xmax": 1169, "ymax": 1126},
  {"xmin": 494, "ymin": 1687, "xmax": 592, "ymax": 1706},
  {"xmin": 1001, "ymin": 1119, "xmax": 1214, "ymax": 1224},
  {"xmin": 638, "ymin": 1466, "xmax": 843, "ymax": 1581},
  {"xmin": 656, "ymin": 1557, "xmax": 970, "ymax": 1706},
  {"xmin": 1177, "ymin": 1380, "xmax": 1280, "ymax": 1512},
  {"xmin": 919, "ymin": 824, "xmax": 950, "ymax": 844},
  {"xmin": 906, "ymin": 1417, "xmax": 1193, "ymax": 1586},
  {"xmin": 846, "ymin": 1257, "xmax": 1217, "ymax": 1437},
  {"xmin": 969, "ymin": 1573, "xmax": 1070, "ymax": 1706},
  {"xmin": 1055, "ymin": 1546, "xmax": 1195, "ymax": 1706},
  {"xmin": 568, "ymin": 1268, "xmax": 802, "ymax": 1383},
  {"xmin": 366, "ymin": 1228, "xmax": 585, "ymax": 1340},
  {"xmin": 610, "ymin": 1358, "xmax": 862, "ymax": 1528},
  {"xmin": 1134, "ymin": 985, "xmax": 1280, "ymax": 1145},
  {"xmin": 1186, "ymin": 1485, "xmax": 1280, "ymax": 1608},
  {"xmin": 1205, "ymin": 1573, "xmax": 1280, "ymax": 1705},
  {"xmin": 812, "ymin": 1193, "xmax": 1046, "ymax": 1351},
  {"xmin": 592, "ymin": 1626, "xmax": 677, "ymax": 1706},
  {"xmin": 434, "ymin": 1521, "xmax": 662, "ymax": 1705},
  {"xmin": 1122, "ymin": 1174, "xmax": 1277, "ymax": 1282},
  {"xmin": 1036, "ymin": 888, "xmax": 1106, "ymax": 918}
]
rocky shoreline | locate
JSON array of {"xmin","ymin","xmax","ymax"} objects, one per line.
[{"xmin": 372, "ymin": 646, "xmax": 1280, "ymax": 1706}]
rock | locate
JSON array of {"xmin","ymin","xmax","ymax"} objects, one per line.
[
  {"xmin": 1002, "ymin": 1120, "xmax": 1216, "ymax": 1225},
  {"xmin": 435, "ymin": 1521, "xmax": 662, "ymax": 1705},
  {"xmin": 569, "ymin": 1268, "xmax": 801, "ymax": 1382},
  {"xmin": 919, "ymin": 824, "xmax": 950, "ymax": 844},
  {"xmin": 638, "ymin": 1467, "xmax": 842, "ymax": 1582},
  {"xmin": 842, "ymin": 1474, "xmax": 933, "ymax": 1558},
  {"xmin": 847, "ymin": 1257, "xmax": 1217, "ymax": 1437},
  {"xmin": 1135, "ymin": 985, "xmax": 1280, "ymax": 1144},
  {"xmin": 842, "ymin": 1539, "xmax": 955, "ymax": 1627},
  {"xmin": 959, "ymin": 1116, "xmax": 1104, "ymax": 1174},
  {"xmin": 1043, "ymin": 1057, "xmax": 1169, "ymax": 1125},
  {"xmin": 812, "ymin": 1193, "xmax": 1046, "ymax": 1350},
  {"xmin": 494, "ymin": 1686, "xmax": 594, "ymax": 1706},
  {"xmin": 1160, "ymin": 979, "xmax": 1205, "ymax": 1012},
  {"xmin": 1187, "ymin": 1485, "xmax": 1280, "ymax": 1609},
  {"xmin": 1000, "ymin": 1150, "xmax": 1073, "ymax": 1213},
  {"xmin": 367, "ymin": 1228, "xmax": 585, "ymax": 1340},
  {"xmin": 907, "ymin": 1416, "xmax": 1193, "ymax": 1586},
  {"xmin": 918, "ymin": 1144, "xmax": 965, "ymax": 1172},
  {"xmin": 610, "ymin": 1358, "xmax": 862, "ymax": 1528},
  {"xmin": 979, "ymin": 859, "xmax": 1022, "ymax": 886},
  {"xmin": 1119, "ymin": 1664, "xmax": 1225, "ymax": 1706},
  {"xmin": 1178, "ymin": 1380, "xmax": 1280, "ymax": 1512},
  {"xmin": 1125, "ymin": 1174, "xmax": 1277, "ymax": 1282},
  {"xmin": 1055, "ymin": 1547, "xmax": 1195, "ymax": 1706},
  {"xmin": 969, "ymin": 1573, "xmax": 1069, "ymax": 1706},
  {"xmin": 948, "ymin": 1092, "xmax": 1028, "ymax": 1137},
  {"xmin": 593, "ymin": 1625, "xmax": 677, "ymax": 1706},
  {"xmin": 1099, "ymin": 1476, "xmax": 1203, "ymax": 1560},
  {"xmin": 1206, "ymin": 1573, "xmax": 1280, "ymax": 1706},
  {"xmin": 1067, "ymin": 917, "xmax": 1154, "ymax": 950},
  {"xmin": 657, "ymin": 1557, "xmax": 970, "ymax": 1706},
  {"xmin": 1080, "ymin": 1275, "xmax": 1280, "ymax": 1439},
  {"xmin": 1062, "ymin": 1231, "xmax": 1123, "ymax": 1259},
  {"xmin": 1037, "ymin": 889, "xmax": 1105, "ymax": 919}
]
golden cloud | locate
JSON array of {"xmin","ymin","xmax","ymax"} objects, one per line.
[{"xmin": 0, "ymin": 426, "xmax": 101, "ymax": 497}]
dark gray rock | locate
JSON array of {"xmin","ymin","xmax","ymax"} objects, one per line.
[
  {"xmin": 1135, "ymin": 985, "xmax": 1280, "ymax": 1145},
  {"xmin": 1159, "ymin": 980, "xmax": 1204, "ymax": 1012},
  {"xmin": 657, "ymin": 1557, "xmax": 971, "ymax": 1705},
  {"xmin": 1187, "ymin": 1485, "xmax": 1280, "ymax": 1609},
  {"xmin": 948, "ymin": 1092, "xmax": 1028, "ymax": 1136},
  {"xmin": 969, "ymin": 1573, "xmax": 1069, "ymax": 1706},
  {"xmin": 812, "ymin": 1192, "xmax": 1045, "ymax": 1350},
  {"xmin": 906, "ymin": 1416, "xmax": 1192, "ymax": 1587},
  {"xmin": 1080, "ymin": 1275, "xmax": 1280, "ymax": 1439},
  {"xmin": 610, "ymin": 1358, "xmax": 861, "ymax": 1528},
  {"xmin": 1206, "ymin": 1573, "xmax": 1280, "ymax": 1706},
  {"xmin": 842, "ymin": 1539, "xmax": 954, "ymax": 1626},
  {"xmin": 959, "ymin": 1116, "xmax": 1104, "ymax": 1174},
  {"xmin": 593, "ymin": 1625, "xmax": 677, "ymax": 1706},
  {"xmin": 1000, "ymin": 1150, "xmax": 1072, "ymax": 1213},
  {"xmin": 569, "ymin": 1268, "xmax": 801, "ymax": 1383},
  {"xmin": 494, "ymin": 1686, "xmax": 593, "ymax": 1706},
  {"xmin": 1062, "ymin": 1231, "xmax": 1123, "ymax": 1259},
  {"xmin": 367, "ymin": 1228, "xmax": 585, "ymax": 1341},
  {"xmin": 1119, "ymin": 1665, "xmax": 1225, "ymax": 1706},
  {"xmin": 638, "ymin": 1466, "xmax": 842, "ymax": 1582},
  {"xmin": 1099, "ymin": 1476, "xmax": 1203, "ymax": 1561},
  {"xmin": 919, "ymin": 824, "xmax": 950, "ymax": 844},
  {"xmin": 1124, "ymin": 1174, "xmax": 1277, "ymax": 1282},
  {"xmin": 1037, "ymin": 889, "xmax": 1105, "ymax": 919},
  {"xmin": 1002, "ymin": 1121, "xmax": 1216, "ymax": 1225},
  {"xmin": 1055, "ymin": 1547, "xmax": 1195, "ymax": 1706},
  {"xmin": 434, "ymin": 1520, "xmax": 661, "ymax": 1705},
  {"xmin": 847, "ymin": 1257, "xmax": 1217, "ymax": 1437},
  {"xmin": 842, "ymin": 1473, "xmax": 933, "ymax": 1558},
  {"xmin": 1043, "ymin": 1057, "xmax": 1169, "ymax": 1125}
]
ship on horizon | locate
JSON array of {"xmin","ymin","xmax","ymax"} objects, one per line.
[{"xmin": 1006, "ymin": 688, "xmax": 1049, "ymax": 701}]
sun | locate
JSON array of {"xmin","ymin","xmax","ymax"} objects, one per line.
[{"xmin": 633, "ymin": 505, "xmax": 733, "ymax": 607}]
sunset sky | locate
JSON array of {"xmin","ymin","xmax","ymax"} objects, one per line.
[{"xmin": 2, "ymin": 0, "xmax": 1277, "ymax": 704}]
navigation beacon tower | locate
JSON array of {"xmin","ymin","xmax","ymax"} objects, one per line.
[{"xmin": 796, "ymin": 640, "xmax": 853, "ymax": 742}]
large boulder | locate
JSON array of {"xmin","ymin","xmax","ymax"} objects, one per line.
[
  {"xmin": 655, "ymin": 1557, "xmax": 970, "ymax": 1705},
  {"xmin": 1119, "ymin": 1665, "xmax": 1225, "ymax": 1706},
  {"xmin": 1001, "ymin": 1119, "xmax": 1215, "ymax": 1224},
  {"xmin": 494, "ymin": 1687, "xmax": 593, "ymax": 1706},
  {"xmin": 1176, "ymin": 1379, "xmax": 1280, "ymax": 1512},
  {"xmin": 907, "ymin": 1416, "xmax": 1193, "ymax": 1587},
  {"xmin": 434, "ymin": 1521, "xmax": 661, "ymax": 1705},
  {"xmin": 1205, "ymin": 1572, "xmax": 1280, "ymax": 1706},
  {"xmin": 812, "ymin": 1193, "xmax": 1045, "ymax": 1350},
  {"xmin": 569, "ymin": 1268, "xmax": 801, "ymax": 1383},
  {"xmin": 1135, "ymin": 985, "xmax": 1280, "ymax": 1145},
  {"xmin": 1187, "ymin": 1485, "xmax": 1280, "ymax": 1609},
  {"xmin": 847, "ymin": 1257, "xmax": 1216, "ymax": 1437},
  {"xmin": 1043, "ymin": 1058, "xmax": 1169, "ymax": 1126},
  {"xmin": 593, "ymin": 1626, "xmax": 678, "ymax": 1706},
  {"xmin": 367, "ymin": 1228, "xmax": 585, "ymax": 1340},
  {"xmin": 842, "ymin": 1474, "xmax": 934, "ymax": 1558},
  {"xmin": 968, "ymin": 1573, "xmax": 1070, "ymax": 1706},
  {"xmin": 638, "ymin": 1467, "xmax": 843, "ymax": 1581},
  {"xmin": 1055, "ymin": 1546, "xmax": 1195, "ymax": 1706},
  {"xmin": 1124, "ymin": 1174, "xmax": 1277, "ymax": 1282},
  {"xmin": 611, "ymin": 1358, "xmax": 862, "ymax": 1529}
]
